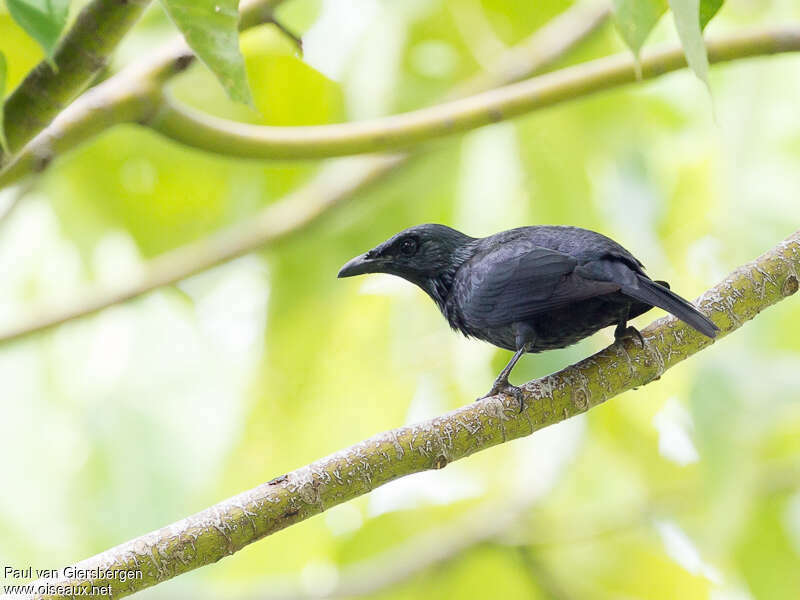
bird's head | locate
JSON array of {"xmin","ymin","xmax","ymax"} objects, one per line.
[{"xmin": 338, "ymin": 224, "xmax": 475, "ymax": 296}]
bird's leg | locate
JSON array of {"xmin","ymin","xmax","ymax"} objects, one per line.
[
  {"xmin": 481, "ymin": 345, "xmax": 529, "ymax": 402},
  {"xmin": 614, "ymin": 304, "xmax": 644, "ymax": 348},
  {"xmin": 478, "ymin": 323, "xmax": 535, "ymax": 412}
]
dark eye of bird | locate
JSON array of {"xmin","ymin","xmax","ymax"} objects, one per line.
[{"xmin": 400, "ymin": 238, "xmax": 418, "ymax": 256}]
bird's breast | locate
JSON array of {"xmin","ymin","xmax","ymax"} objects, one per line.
[{"xmin": 443, "ymin": 292, "xmax": 642, "ymax": 352}]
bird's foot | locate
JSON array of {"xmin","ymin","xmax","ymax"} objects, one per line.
[
  {"xmin": 477, "ymin": 380, "xmax": 525, "ymax": 413},
  {"xmin": 615, "ymin": 325, "xmax": 645, "ymax": 348}
]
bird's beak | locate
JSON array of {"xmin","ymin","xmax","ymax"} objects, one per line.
[{"xmin": 337, "ymin": 252, "xmax": 382, "ymax": 278}]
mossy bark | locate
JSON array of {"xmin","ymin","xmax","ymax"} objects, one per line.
[{"xmin": 0, "ymin": 0, "xmax": 151, "ymax": 160}]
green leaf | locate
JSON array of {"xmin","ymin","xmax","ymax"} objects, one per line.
[
  {"xmin": 669, "ymin": 0, "xmax": 709, "ymax": 88},
  {"xmin": 611, "ymin": 0, "xmax": 668, "ymax": 57},
  {"xmin": 243, "ymin": 32, "xmax": 344, "ymax": 127},
  {"xmin": 6, "ymin": 0, "xmax": 70, "ymax": 59},
  {"xmin": 699, "ymin": 0, "xmax": 724, "ymax": 30},
  {"xmin": 159, "ymin": 0, "xmax": 253, "ymax": 106},
  {"xmin": 0, "ymin": 51, "xmax": 7, "ymax": 152}
]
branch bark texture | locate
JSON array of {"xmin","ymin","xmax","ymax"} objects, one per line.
[
  {"xmin": 149, "ymin": 26, "xmax": 800, "ymax": 159},
  {"xmin": 0, "ymin": 0, "xmax": 152, "ymax": 160},
  {"xmin": 22, "ymin": 231, "xmax": 800, "ymax": 599}
]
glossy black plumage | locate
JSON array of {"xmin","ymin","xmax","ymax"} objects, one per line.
[{"xmin": 338, "ymin": 224, "xmax": 718, "ymax": 401}]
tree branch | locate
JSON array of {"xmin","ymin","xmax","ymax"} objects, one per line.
[
  {"xmin": 147, "ymin": 26, "xmax": 800, "ymax": 160},
  {"xmin": 0, "ymin": 0, "xmax": 288, "ymax": 192},
  {"xmin": 0, "ymin": 42, "xmax": 183, "ymax": 198},
  {"xmin": 0, "ymin": 155, "xmax": 402, "ymax": 344},
  {"xmin": 449, "ymin": 0, "xmax": 610, "ymax": 97},
  {"xmin": 0, "ymin": 0, "xmax": 152, "ymax": 161},
  {"xmin": 0, "ymin": 1, "xmax": 609, "ymax": 344},
  {"xmin": 24, "ymin": 232, "xmax": 800, "ymax": 600}
]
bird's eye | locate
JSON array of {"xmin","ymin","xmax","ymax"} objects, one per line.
[{"xmin": 399, "ymin": 237, "xmax": 418, "ymax": 256}]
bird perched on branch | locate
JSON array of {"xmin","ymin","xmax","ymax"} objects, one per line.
[{"xmin": 338, "ymin": 224, "xmax": 718, "ymax": 409}]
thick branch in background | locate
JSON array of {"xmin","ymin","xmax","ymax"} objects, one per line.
[
  {"xmin": 0, "ymin": 0, "xmax": 288, "ymax": 192},
  {"xmin": 0, "ymin": 155, "xmax": 402, "ymax": 344},
  {"xmin": 0, "ymin": 0, "xmax": 605, "ymax": 190},
  {"xmin": 0, "ymin": 42, "xmax": 183, "ymax": 198},
  {"xmin": 0, "ymin": 0, "xmax": 610, "ymax": 343},
  {"xmin": 0, "ymin": 0, "xmax": 152, "ymax": 160},
  {"xmin": 26, "ymin": 232, "xmax": 799, "ymax": 599},
  {"xmin": 148, "ymin": 26, "xmax": 800, "ymax": 159}
]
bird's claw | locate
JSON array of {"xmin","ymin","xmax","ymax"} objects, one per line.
[
  {"xmin": 616, "ymin": 325, "xmax": 645, "ymax": 348},
  {"xmin": 477, "ymin": 380, "xmax": 525, "ymax": 413}
]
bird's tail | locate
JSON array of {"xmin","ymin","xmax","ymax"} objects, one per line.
[{"xmin": 622, "ymin": 276, "xmax": 719, "ymax": 338}]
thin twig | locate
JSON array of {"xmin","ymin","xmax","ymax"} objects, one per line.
[
  {"xmin": 450, "ymin": 0, "xmax": 611, "ymax": 97},
  {"xmin": 0, "ymin": 155, "xmax": 402, "ymax": 344},
  {"xmin": 268, "ymin": 16, "xmax": 303, "ymax": 54}
]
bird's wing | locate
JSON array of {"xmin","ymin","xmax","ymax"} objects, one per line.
[
  {"xmin": 575, "ymin": 259, "xmax": 719, "ymax": 337},
  {"xmin": 453, "ymin": 241, "xmax": 621, "ymax": 328}
]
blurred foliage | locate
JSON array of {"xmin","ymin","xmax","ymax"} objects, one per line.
[
  {"xmin": 612, "ymin": 0, "xmax": 667, "ymax": 57},
  {"xmin": 1, "ymin": 1, "xmax": 800, "ymax": 599},
  {"xmin": 5, "ymin": 0, "xmax": 70, "ymax": 58},
  {"xmin": 159, "ymin": 0, "xmax": 254, "ymax": 105},
  {"xmin": 0, "ymin": 50, "xmax": 6, "ymax": 151},
  {"xmin": 668, "ymin": 0, "xmax": 711, "ymax": 87}
]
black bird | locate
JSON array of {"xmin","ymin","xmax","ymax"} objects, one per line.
[{"xmin": 338, "ymin": 224, "xmax": 718, "ymax": 406}]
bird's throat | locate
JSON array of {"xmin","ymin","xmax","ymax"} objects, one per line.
[
  {"xmin": 423, "ymin": 275, "xmax": 452, "ymax": 311},
  {"xmin": 424, "ymin": 243, "xmax": 477, "ymax": 309}
]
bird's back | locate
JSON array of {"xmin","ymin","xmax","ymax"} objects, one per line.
[
  {"xmin": 443, "ymin": 225, "xmax": 652, "ymax": 350},
  {"xmin": 477, "ymin": 226, "xmax": 644, "ymax": 270}
]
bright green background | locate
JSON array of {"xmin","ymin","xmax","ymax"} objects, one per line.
[{"xmin": 1, "ymin": 1, "xmax": 800, "ymax": 599}]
